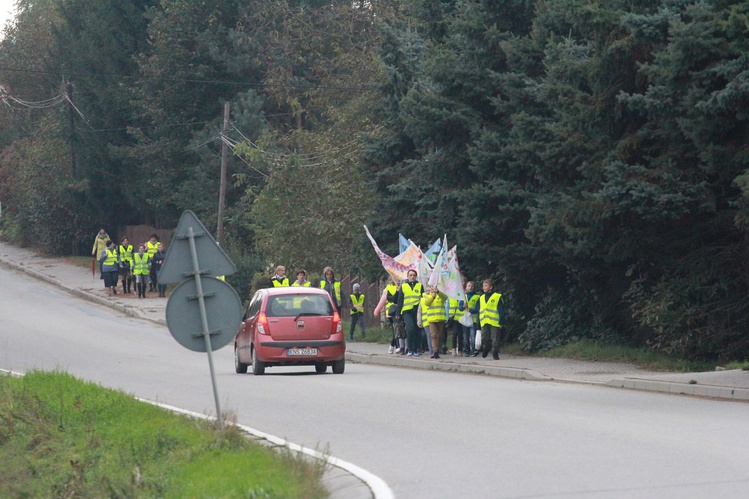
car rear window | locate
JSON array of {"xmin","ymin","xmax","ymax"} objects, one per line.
[{"xmin": 266, "ymin": 294, "xmax": 334, "ymax": 317}]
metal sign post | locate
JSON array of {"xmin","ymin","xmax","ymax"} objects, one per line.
[
  {"xmin": 161, "ymin": 211, "xmax": 242, "ymax": 431},
  {"xmin": 187, "ymin": 225, "xmax": 223, "ymax": 429}
]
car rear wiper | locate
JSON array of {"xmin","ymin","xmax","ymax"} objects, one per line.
[{"xmin": 293, "ymin": 312, "xmax": 322, "ymax": 321}]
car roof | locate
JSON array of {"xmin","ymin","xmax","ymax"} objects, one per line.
[{"xmin": 260, "ymin": 286, "xmax": 329, "ymax": 297}]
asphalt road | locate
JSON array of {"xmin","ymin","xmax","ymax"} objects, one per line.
[{"xmin": 3, "ymin": 265, "xmax": 749, "ymax": 498}]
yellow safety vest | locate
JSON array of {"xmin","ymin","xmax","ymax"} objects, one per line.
[
  {"xmin": 292, "ymin": 281, "xmax": 311, "ymax": 287},
  {"xmin": 272, "ymin": 277, "xmax": 290, "ymax": 287},
  {"xmin": 400, "ymin": 282, "xmax": 423, "ymax": 313},
  {"xmin": 319, "ymin": 280, "xmax": 342, "ymax": 304},
  {"xmin": 479, "ymin": 292, "xmax": 503, "ymax": 328},
  {"xmin": 350, "ymin": 293, "xmax": 365, "ymax": 315},
  {"xmin": 118, "ymin": 244, "xmax": 133, "ymax": 264},
  {"xmin": 420, "ymin": 296, "xmax": 430, "ymax": 327},
  {"xmin": 146, "ymin": 240, "xmax": 159, "ymax": 258},
  {"xmin": 133, "ymin": 253, "xmax": 150, "ymax": 275},
  {"xmin": 425, "ymin": 293, "xmax": 447, "ymax": 323},
  {"xmin": 449, "ymin": 298, "xmax": 466, "ymax": 319},
  {"xmin": 103, "ymin": 248, "xmax": 118, "ymax": 267}
]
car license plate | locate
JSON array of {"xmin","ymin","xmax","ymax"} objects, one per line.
[{"xmin": 287, "ymin": 348, "xmax": 317, "ymax": 356}]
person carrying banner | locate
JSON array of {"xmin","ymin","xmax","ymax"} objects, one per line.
[
  {"xmin": 396, "ymin": 269, "xmax": 423, "ymax": 357},
  {"xmin": 479, "ymin": 279, "xmax": 506, "ymax": 360},
  {"xmin": 424, "ymin": 285, "xmax": 447, "ymax": 359}
]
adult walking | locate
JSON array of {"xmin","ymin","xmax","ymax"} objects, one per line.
[
  {"xmin": 132, "ymin": 244, "xmax": 150, "ymax": 299},
  {"xmin": 373, "ymin": 278, "xmax": 403, "ymax": 354},
  {"xmin": 152, "ymin": 243, "xmax": 167, "ymax": 297},
  {"xmin": 145, "ymin": 234, "xmax": 160, "ymax": 292},
  {"xmin": 319, "ymin": 266, "xmax": 344, "ymax": 314},
  {"xmin": 479, "ymin": 279, "xmax": 506, "ymax": 360},
  {"xmin": 396, "ymin": 269, "xmax": 423, "ymax": 356},
  {"xmin": 271, "ymin": 265, "xmax": 290, "ymax": 287},
  {"xmin": 99, "ymin": 239, "xmax": 120, "ymax": 295},
  {"xmin": 118, "ymin": 237, "xmax": 134, "ymax": 294},
  {"xmin": 91, "ymin": 228, "xmax": 110, "ymax": 275}
]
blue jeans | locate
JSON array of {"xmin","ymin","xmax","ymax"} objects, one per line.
[
  {"xmin": 461, "ymin": 324, "xmax": 473, "ymax": 355},
  {"xmin": 349, "ymin": 313, "xmax": 365, "ymax": 339}
]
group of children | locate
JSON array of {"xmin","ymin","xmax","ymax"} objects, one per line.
[
  {"xmin": 373, "ymin": 273, "xmax": 506, "ymax": 360},
  {"xmin": 92, "ymin": 230, "xmax": 166, "ymax": 298}
]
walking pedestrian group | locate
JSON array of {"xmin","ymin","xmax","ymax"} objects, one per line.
[
  {"xmin": 92, "ymin": 230, "xmax": 167, "ymax": 299},
  {"xmin": 373, "ymin": 274, "xmax": 506, "ymax": 360},
  {"xmin": 92, "ymin": 225, "xmax": 507, "ymax": 355}
]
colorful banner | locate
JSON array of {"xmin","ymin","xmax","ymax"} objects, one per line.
[
  {"xmin": 424, "ymin": 238, "xmax": 442, "ymax": 263},
  {"xmin": 428, "ymin": 237, "xmax": 464, "ymax": 300},
  {"xmin": 442, "ymin": 245, "xmax": 465, "ymax": 301},
  {"xmin": 364, "ymin": 225, "xmax": 417, "ymax": 282},
  {"xmin": 398, "ymin": 233, "xmax": 410, "ymax": 255}
]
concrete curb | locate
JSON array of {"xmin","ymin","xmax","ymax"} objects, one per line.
[
  {"xmin": 347, "ymin": 352, "xmax": 550, "ymax": 381},
  {"xmin": 607, "ymin": 378, "xmax": 749, "ymax": 401}
]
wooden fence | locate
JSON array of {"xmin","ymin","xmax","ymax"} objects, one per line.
[
  {"xmin": 119, "ymin": 225, "xmax": 174, "ymax": 249},
  {"xmin": 338, "ymin": 275, "xmax": 384, "ymax": 328}
]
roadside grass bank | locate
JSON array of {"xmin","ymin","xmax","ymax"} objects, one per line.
[
  {"xmin": 521, "ymin": 339, "xmax": 714, "ymax": 372},
  {"xmin": 0, "ymin": 370, "xmax": 327, "ymax": 498}
]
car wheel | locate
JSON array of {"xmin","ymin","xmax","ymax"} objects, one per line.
[
  {"xmin": 332, "ymin": 358, "xmax": 345, "ymax": 374},
  {"xmin": 315, "ymin": 364, "xmax": 327, "ymax": 374},
  {"xmin": 234, "ymin": 344, "xmax": 248, "ymax": 374},
  {"xmin": 252, "ymin": 347, "xmax": 265, "ymax": 375}
]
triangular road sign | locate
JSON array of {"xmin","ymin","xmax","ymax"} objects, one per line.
[{"xmin": 158, "ymin": 210, "xmax": 237, "ymax": 284}]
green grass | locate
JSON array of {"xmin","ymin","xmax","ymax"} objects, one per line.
[
  {"xmin": 0, "ymin": 371, "xmax": 328, "ymax": 498},
  {"xmin": 724, "ymin": 361, "xmax": 749, "ymax": 371},
  {"xmin": 508, "ymin": 339, "xmax": 713, "ymax": 372},
  {"xmin": 341, "ymin": 319, "xmax": 392, "ymax": 344}
]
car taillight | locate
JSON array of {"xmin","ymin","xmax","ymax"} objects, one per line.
[
  {"xmin": 332, "ymin": 311, "xmax": 342, "ymax": 334},
  {"xmin": 257, "ymin": 312, "xmax": 268, "ymax": 335}
]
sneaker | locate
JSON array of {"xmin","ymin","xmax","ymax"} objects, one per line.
[
  {"xmin": 493, "ymin": 353, "xmax": 500, "ymax": 360},
  {"xmin": 395, "ymin": 348, "xmax": 401, "ymax": 354},
  {"xmin": 464, "ymin": 352, "xmax": 470, "ymax": 357},
  {"xmin": 407, "ymin": 352, "xmax": 414, "ymax": 356},
  {"xmin": 413, "ymin": 352, "xmax": 420, "ymax": 357},
  {"xmin": 481, "ymin": 350, "xmax": 489, "ymax": 358},
  {"xmin": 434, "ymin": 353, "xmax": 440, "ymax": 359},
  {"xmin": 388, "ymin": 346, "xmax": 394, "ymax": 354},
  {"xmin": 472, "ymin": 351, "xmax": 480, "ymax": 357}
]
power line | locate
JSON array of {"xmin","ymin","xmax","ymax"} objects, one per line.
[{"xmin": 0, "ymin": 66, "xmax": 380, "ymax": 92}]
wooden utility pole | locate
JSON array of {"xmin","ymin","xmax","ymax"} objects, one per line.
[
  {"xmin": 66, "ymin": 81, "xmax": 77, "ymax": 178},
  {"xmin": 216, "ymin": 102, "xmax": 230, "ymax": 245}
]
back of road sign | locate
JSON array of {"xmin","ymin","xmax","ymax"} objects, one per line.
[
  {"xmin": 158, "ymin": 210, "xmax": 236, "ymax": 284},
  {"xmin": 165, "ymin": 277, "xmax": 242, "ymax": 352}
]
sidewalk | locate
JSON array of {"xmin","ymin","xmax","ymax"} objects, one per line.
[{"xmin": 1, "ymin": 240, "xmax": 748, "ymax": 402}]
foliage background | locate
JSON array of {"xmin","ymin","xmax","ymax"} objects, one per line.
[{"xmin": 1, "ymin": 0, "xmax": 747, "ymax": 361}]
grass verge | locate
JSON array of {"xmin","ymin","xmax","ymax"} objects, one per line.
[
  {"xmin": 0, "ymin": 370, "xmax": 328, "ymax": 498},
  {"xmin": 508, "ymin": 339, "xmax": 714, "ymax": 372}
]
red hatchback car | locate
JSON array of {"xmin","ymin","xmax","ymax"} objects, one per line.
[{"xmin": 234, "ymin": 287, "xmax": 346, "ymax": 375}]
